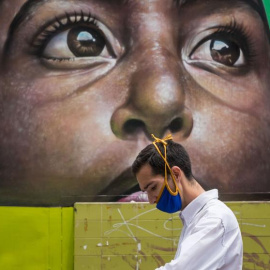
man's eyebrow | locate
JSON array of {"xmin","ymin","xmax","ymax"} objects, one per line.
[{"xmin": 142, "ymin": 182, "xmax": 152, "ymax": 192}]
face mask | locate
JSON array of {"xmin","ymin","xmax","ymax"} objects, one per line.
[
  {"xmin": 151, "ymin": 134, "xmax": 182, "ymax": 214},
  {"xmin": 156, "ymin": 183, "xmax": 182, "ymax": 213}
]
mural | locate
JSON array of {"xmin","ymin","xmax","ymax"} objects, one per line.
[{"xmin": 0, "ymin": 0, "xmax": 269, "ymax": 206}]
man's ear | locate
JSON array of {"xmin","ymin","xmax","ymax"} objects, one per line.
[{"xmin": 171, "ymin": 166, "xmax": 182, "ymax": 184}]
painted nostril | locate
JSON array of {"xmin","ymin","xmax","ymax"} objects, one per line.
[
  {"xmin": 168, "ymin": 117, "xmax": 183, "ymax": 133},
  {"xmin": 123, "ymin": 119, "xmax": 146, "ymax": 136}
]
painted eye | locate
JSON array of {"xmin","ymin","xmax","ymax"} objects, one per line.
[
  {"xmin": 67, "ymin": 26, "xmax": 107, "ymax": 57},
  {"xmin": 190, "ymin": 37, "xmax": 245, "ymax": 67},
  {"xmin": 210, "ymin": 39, "xmax": 240, "ymax": 66},
  {"xmin": 43, "ymin": 26, "xmax": 112, "ymax": 59}
]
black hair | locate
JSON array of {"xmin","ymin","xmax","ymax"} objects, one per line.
[{"xmin": 132, "ymin": 140, "xmax": 193, "ymax": 180}]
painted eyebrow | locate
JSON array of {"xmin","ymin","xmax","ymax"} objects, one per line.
[
  {"xmin": 2, "ymin": 0, "xmax": 46, "ymax": 59},
  {"xmin": 177, "ymin": 0, "xmax": 269, "ymax": 40},
  {"xmin": 6, "ymin": 0, "xmax": 268, "ymax": 33},
  {"xmin": 239, "ymin": 0, "xmax": 269, "ymax": 30},
  {"xmin": 2, "ymin": 0, "xmax": 269, "ymax": 58},
  {"xmin": 176, "ymin": 0, "xmax": 269, "ymax": 28},
  {"xmin": 4, "ymin": 0, "xmax": 269, "ymax": 36},
  {"xmin": 2, "ymin": 0, "xmax": 130, "ymax": 58}
]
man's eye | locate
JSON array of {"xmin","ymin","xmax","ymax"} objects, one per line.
[
  {"xmin": 43, "ymin": 26, "xmax": 111, "ymax": 59},
  {"xmin": 190, "ymin": 37, "xmax": 245, "ymax": 67}
]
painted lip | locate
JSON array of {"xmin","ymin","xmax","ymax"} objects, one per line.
[
  {"xmin": 118, "ymin": 191, "xmax": 149, "ymax": 202},
  {"xmin": 93, "ymin": 167, "xmax": 148, "ymax": 202}
]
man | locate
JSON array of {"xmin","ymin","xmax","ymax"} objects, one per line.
[{"xmin": 132, "ymin": 134, "xmax": 243, "ymax": 269}]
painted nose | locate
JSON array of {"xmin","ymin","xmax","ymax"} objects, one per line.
[{"xmin": 111, "ymin": 49, "xmax": 193, "ymax": 140}]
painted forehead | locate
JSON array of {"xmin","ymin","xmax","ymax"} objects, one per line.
[{"xmin": 4, "ymin": 0, "xmax": 270, "ymax": 21}]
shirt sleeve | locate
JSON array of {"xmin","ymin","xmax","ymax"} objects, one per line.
[{"xmin": 155, "ymin": 217, "xmax": 226, "ymax": 270}]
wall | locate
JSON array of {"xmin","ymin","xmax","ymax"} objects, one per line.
[
  {"xmin": 74, "ymin": 202, "xmax": 270, "ymax": 269},
  {"xmin": 263, "ymin": 0, "xmax": 270, "ymax": 22},
  {"xmin": 0, "ymin": 207, "xmax": 74, "ymax": 270},
  {"xmin": 0, "ymin": 202, "xmax": 269, "ymax": 269}
]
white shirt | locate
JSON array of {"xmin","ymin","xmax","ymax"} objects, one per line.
[{"xmin": 156, "ymin": 189, "xmax": 243, "ymax": 270}]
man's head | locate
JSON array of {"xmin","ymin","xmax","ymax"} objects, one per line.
[
  {"xmin": 132, "ymin": 140, "xmax": 193, "ymax": 180},
  {"xmin": 132, "ymin": 139, "xmax": 195, "ymax": 205}
]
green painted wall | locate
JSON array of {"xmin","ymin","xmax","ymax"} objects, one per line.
[
  {"xmin": 0, "ymin": 207, "xmax": 74, "ymax": 270},
  {"xmin": 263, "ymin": 0, "xmax": 270, "ymax": 25},
  {"xmin": 0, "ymin": 203, "xmax": 270, "ymax": 270},
  {"xmin": 74, "ymin": 202, "xmax": 270, "ymax": 270}
]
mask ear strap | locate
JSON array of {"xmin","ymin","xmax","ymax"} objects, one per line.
[{"xmin": 151, "ymin": 134, "xmax": 179, "ymax": 196}]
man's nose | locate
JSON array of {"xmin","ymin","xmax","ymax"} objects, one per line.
[
  {"xmin": 111, "ymin": 47, "xmax": 193, "ymax": 140},
  {"xmin": 147, "ymin": 193, "xmax": 156, "ymax": 204}
]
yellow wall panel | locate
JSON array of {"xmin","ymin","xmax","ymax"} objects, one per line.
[
  {"xmin": 0, "ymin": 207, "xmax": 74, "ymax": 270},
  {"xmin": 74, "ymin": 202, "xmax": 270, "ymax": 270},
  {"xmin": 1, "ymin": 202, "xmax": 269, "ymax": 270}
]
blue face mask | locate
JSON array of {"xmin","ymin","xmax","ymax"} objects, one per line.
[
  {"xmin": 150, "ymin": 134, "xmax": 182, "ymax": 213},
  {"xmin": 156, "ymin": 181, "xmax": 182, "ymax": 213}
]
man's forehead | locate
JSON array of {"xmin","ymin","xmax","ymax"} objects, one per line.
[{"xmin": 136, "ymin": 165, "xmax": 162, "ymax": 189}]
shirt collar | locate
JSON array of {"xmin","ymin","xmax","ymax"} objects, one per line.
[{"xmin": 180, "ymin": 189, "xmax": 219, "ymax": 225}]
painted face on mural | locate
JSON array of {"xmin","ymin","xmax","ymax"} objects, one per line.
[{"xmin": 0, "ymin": 0, "xmax": 269, "ymax": 205}]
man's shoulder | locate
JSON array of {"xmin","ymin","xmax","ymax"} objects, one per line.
[{"xmin": 200, "ymin": 199, "xmax": 239, "ymax": 231}]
